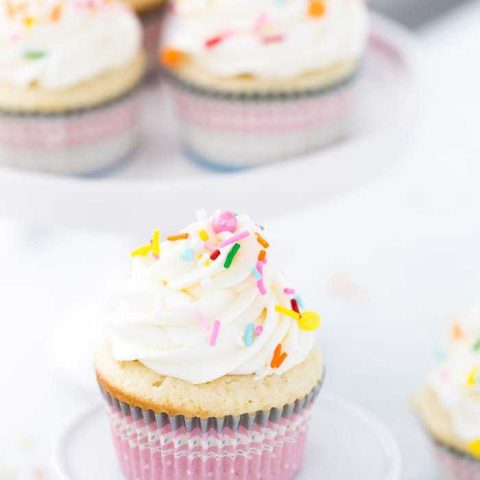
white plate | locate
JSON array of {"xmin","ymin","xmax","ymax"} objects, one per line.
[
  {"xmin": 53, "ymin": 392, "xmax": 402, "ymax": 480},
  {"xmin": 0, "ymin": 14, "xmax": 421, "ymax": 234}
]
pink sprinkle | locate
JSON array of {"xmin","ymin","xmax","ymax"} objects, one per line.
[
  {"xmin": 209, "ymin": 320, "xmax": 221, "ymax": 346},
  {"xmin": 263, "ymin": 34, "xmax": 285, "ymax": 44},
  {"xmin": 253, "ymin": 13, "xmax": 269, "ymax": 33},
  {"xmin": 218, "ymin": 231, "xmax": 250, "ymax": 248},
  {"xmin": 284, "ymin": 288, "xmax": 295, "ymax": 295},
  {"xmin": 196, "ymin": 309, "xmax": 210, "ymax": 331},
  {"xmin": 206, "ymin": 35, "xmax": 223, "ymax": 48},
  {"xmin": 255, "ymin": 325, "xmax": 264, "ymax": 336},
  {"xmin": 257, "ymin": 279, "xmax": 267, "ymax": 295}
]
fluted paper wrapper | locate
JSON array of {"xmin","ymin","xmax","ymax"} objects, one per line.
[
  {"xmin": 163, "ymin": 70, "xmax": 358, "ymax": 169},
  {"xmin": 432, "ymin": 441, "xmax": 480, "ymax": 480},
  {"xmin": 99, "ymin": 381, "xmax": 322, "ymax": 480},
  {"xmin": 0, "ymin": 88, "xmax": 141, "ymax": 175}
]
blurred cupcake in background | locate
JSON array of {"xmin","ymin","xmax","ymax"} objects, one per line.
[
  {"xmin": 124, "ymin": 0, "xmax": 165, "ymax": 76},
  {"xmin": 414, "ymin": 311, "xmax": 480, "ymax": 480},
  {"xmin": 96, "ymin": 209, "xmax": 324, "ymax": 480},
  {"xmin": 0, "ymin": 0, "xmax": 145, "ymax": 175},
  {"xmin": 160, "ymin": 0, "xmax": 369, "ymax": 170}
]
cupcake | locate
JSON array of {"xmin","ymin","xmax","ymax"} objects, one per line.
[
  {"xmin": 414, "ymin": 313, "xmax": 480, "ymax": 479},
  {"xmin": 160, "ymin": 0, "xmax": 369, "ymax": 169},
  {"xmin": 0, "ymin": 0, "xmax": 145, "ymax": 175},
  {"xmin": 95, "ymin": 210, "xmax": 324, "ymax": 480},
  {"xmin": 124, "ymin": 0, "xmax": 165, "ymax": 76}
]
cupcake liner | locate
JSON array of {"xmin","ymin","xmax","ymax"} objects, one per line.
[
  {"xmin": 0, "ymin": 88, "xmax": 142, "ymax": 175},
  {"xmin": 99, "ymin": 381, "xmax": 322, "ymax": 480},
  {"xmin": 139, "ymin": 6, "xmax": 165, "ymax": 76},
  {"xmin": 432, "ymin": 441, "xmax": 480, "ymax": 480},
  {"xmin": 163, "ymin": 70, "xmax": 358, "ymax": 168}
]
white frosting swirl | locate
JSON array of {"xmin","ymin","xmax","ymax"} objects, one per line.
[
  {"xmin": 0, "ymin": 0, "xmax": 142, "ymax": 89},
  {"xmin": 163, "ymin": 0, "xmax": 368, "ymax": 79},
  {"xmin": 109, "ymin": 211, "xmax": 317, "ymax": 384},
  {"xmin": 429, "ymin": 310, "xmax": 480, "ymax": 441}
]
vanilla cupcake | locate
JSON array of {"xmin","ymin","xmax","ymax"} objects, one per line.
[
  {"xmin": 415, "ymin": 312, "xmax": 480, "ymax": 480},
  {"xmin": 160, "ymin": 0, "xmax": 369, "ymax": 169},
  {"xmin": 0, "ymin": 0, "xmax": 145, "ymax": 174},
  {"xmin": 96, "ymin": 210, "xmax": 324, "ymax": 480},
  {"xmin": 124, "ymin": 0, "xmax": 165, "ymax": 75}
]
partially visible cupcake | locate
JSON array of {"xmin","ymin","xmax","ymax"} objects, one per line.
[
  {"xmin": 415, "ymin": 312, "xmax": 480, "ymax": 480},
  {"xmin": 95, "ymin": 209, "xmax": 324, "ymax": 480},
  {"xmin": 124, "ymin": 0, "xmax": 165, "ymax": 75},
  {"xmin": 0, "ymin": 0, "xmax": 145, "ymax": 175},
  {"xmin": 160, "ymin": 0, "xmax": 369, "ymax": 169}
]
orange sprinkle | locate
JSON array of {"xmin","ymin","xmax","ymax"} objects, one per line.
[
  {"xmin": 276, "ymin": 352, "xmax": 288, "ymax": 368},
  {"xmin": 258, "ymin": 249, "xmax": 267, "ymax": 263},
  {"xmin": 308, "ymin": 0, "xmax": 326, "ymax": 17},
  {"xmin": 270, "ymin": 344, "xmax": 282, "ymax": 368},
  {"xmin": 50, "ymin": 5, "xmax": 63, "ymax": 21},
  {"xmin": 167, "ymin": 233, "xmax": 189, "ymax": 241},
  {"xmin": 160, "ymin": 48, "xmax": 184, "ymax": 68},
  {"xmin": 255, "ymin": 233, "xmax": 269, "ymax": 249},
  {"xmin": 452, "ymin": 322, "xmax": 464, "ymax": 341}
]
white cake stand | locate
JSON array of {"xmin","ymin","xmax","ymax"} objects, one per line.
[
  {"xmin": 53, "ymin": 392, "xmax": 402, "ymax": 480},
  {"xmin": 0, "ymin": 14, "xmax": 421, "ymax": 233}
]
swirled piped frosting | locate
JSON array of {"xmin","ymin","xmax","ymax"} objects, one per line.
[
  {"xmin": 109, "ymin": 210, "xmax": 321, "ymax": 384},
  {"xmin": 161, "ymin": 0, "xmax": 368, "ymax": 79},
  {"xmin": 0, "ymin": 0, "xmax": 142, "ymax": 89},
  {"xmin": 429, "ymin": 311, "xmax": 480, "ymax": 449}
]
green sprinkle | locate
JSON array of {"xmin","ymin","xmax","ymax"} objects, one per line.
[
  {"xmin": 473, "ymin": 339, "xmax": 480, "ymax": 352},
  {"xmin": 224, "ymin": 243, "xmax": 241, "ymax": 269},
  {"xmin": 24, "ymin": 50, "xmax": 47, "ymax": 60}
]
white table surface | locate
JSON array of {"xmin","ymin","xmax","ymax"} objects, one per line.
[{"xmin": 1, "ymin": 3, "xmax": 480, "ymax": 479}]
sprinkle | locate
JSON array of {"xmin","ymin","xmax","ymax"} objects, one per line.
[
  {"xmin": 253, "ymin": 12, "xmax": 268, "ymax": 33},
  {"xmin": 131, "ymin": 244, "xmax": 151, "ymax": 257},
  {"xmin": 258, "ymin": 250, "xmax": 267, "ymax": 263},
  {"xmin": 257, "ymin": 279, "xmax": 267, "ymax": 295},
  {"xmin": 167, "ymin": 233, "xmax": 189, "ymax": 241},
  {"xmin": 468, "ymin": 439, "xmax": 480, "ymax": 459},
  {"xmin": 467, "ymin": 368, "xmax": 480, "ymax": 387},
  {"xmin": 275, "ymin": 305, "xmax": 300, "ymax": 320},
  {"xmin": 218, "ymin": 231, "xmax": 250, "ymax": 248},
  {"xmin": 210, "ymin": 249, "xmax": 221, "ymax": 261},
  {"xmin": 50, "ymin": 5, "xmax": 63, "ymax": 21},
  {"xmin": 24, "ymin": 16, "xmax": 36, "ymax": 28},
  {"xmin": 196, "ymin": 309, "xmax": 210, "ymax": 330},
  {"xmin": 209, "ymin": 320, "xmax": 221, "ymax": 347},
  {"xmin": 298, "ymin": 311, "xmax": 321, "ymax": 331},
  {"xmin": 284, "ymin": 288, "xmax": 295, "ymax": 295},
  {"xmin": 291, "ymin": 298, "xmax": 300, "ymax": 313},
  {"xmin": 181, "ymin": 248, "xmax": 195, "ymax": 262},
  {"xmin": 255, "ymin": 233, "xmax": 270, "ymax": 249},
  {"xmin": 255, "ymin": 325, "xmax": 264, "ymax": 336},
  {"xmin": 474, "ymin": 339, "xmax": 480, "ymax": 352},
  {"xmin": 452, "ymin": 322, "xmax": 464, "ymax": 340},
  {"xmin": 160, "ymin": 48, "xmax": 184, "ymax": 68},
  {"xmin": 251, "ymin": 266, "xmax": 262, "ymax": 281},
  {"xmin": 24, "ymin": 50, "xmax": 46, "ymax": 60},
  {"xmin": 205, "ymin": 35, "xmax": 223, "ymax": 48},
  {"xmin": 151, "ymin": 229, "xmax": 160, "ymax": 258},
  {"xmin": 294, "ymin": 295, "xmax": 304, "ymax": 309},
  {"xmin": 198, "ymin": 229, "xmax": 209, "ymax": 241},
  {"xmin": 308, "ymin": 0, "xmax": 326, "ymax": 17},
  {"xmin": 243, "ymin": 323, "xmax": 255, "ymax": 346},
  {"xmin": 271, "ymin": 344, "xmax": 288, "ymax": 369},
  {"xmin": 262, "ymin": 34, "xmax": 285, "ymax": 44},
  {"xmin": 224, "ymin": 243, "xmax": 241, "ymax": 269}
]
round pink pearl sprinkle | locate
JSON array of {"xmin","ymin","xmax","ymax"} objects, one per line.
[{"xmin": 212, "ymin": 210, "xmax": 238, "ymax": 233}]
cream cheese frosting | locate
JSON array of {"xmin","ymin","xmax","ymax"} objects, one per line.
[
  {"xmin": 162, "ymin": 0, "xmax": 368, "ymax": 79},
  {"xmin": 429, "ymin": 310, "xmax": 480, "ymax": 444},
  {"xmin": 0, "ymin": 0, "xmax": 142, "ymax": 89},
  {"xmin": 109, "ymin": 210, "xmax": 321, "ymax": 385}
]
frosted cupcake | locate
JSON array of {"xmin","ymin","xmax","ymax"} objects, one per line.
[
  {"xmin": 0, "ymin": 0, "xmax": 145, "ymax": 175},
  {"xmin": 96, "ymin": 210, "xmax": 324, "ymax": 480},
  {"xmin": 415, "ymin": 313, "xmax": 480, "ymax": 480},
  {"xmin": 124, "ymin": 0, "xmax": 165, "ymax": 75},
  {"xmin": 160, "ymin": 0, "xmax": 369, "ymax": 169}
]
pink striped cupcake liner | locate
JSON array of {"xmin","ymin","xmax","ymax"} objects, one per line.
[
  {"xmin": 99, "ymin": 381, "xmax": 322, "ymax": 480},
  {"xmin": 0, "ymin": 88, "xmax": 142, "ymax": 175},
  {"xmin": 433, "ymin": 441, "xmax": 480, "ymax": 480},
  {"xmin": 163, "ymin": 70, "xmax": 359, "ymax": 169}
]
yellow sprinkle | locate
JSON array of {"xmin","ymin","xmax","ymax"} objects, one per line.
[
  {"xmin": 204, "ymin": 259, "xmax": 211, "ymax": 267},
  {"xmin": 275, "ymin": 305, "xmax": 300, "ymax": 320},
  {"xmin": 131, "ymin": 244, "xmax": 151, "ymax": 257},
  {"xmin": 468, "ymin": 439, "xmax": 480, "ymax": 458},
  {"xmin": 151, "ymin": 229, "xmax": 160, "ymax": 257},
  {"xmin": 298, "ymin": 311, "xmax": 321, "ymax": 331},
  {"xmin": 198, "ymin": 229, "xmax": 209, "ymax": 241},
  {"xmin": 24, "ymin": 16, "xmax": 36, "ymax": 28},
  {"xmin": 467, "ymin": 367, "xmax": 479, "ymax": 387}
]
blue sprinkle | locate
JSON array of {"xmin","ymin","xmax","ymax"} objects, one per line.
[
  {"xmin": 251, "ymin": 267, "xmax": 262, "ymax": 281},
  {"xmin": 181, "ymin": 248, "xmax": 194, "ymax": 262},
  {"xmin": 295, "ymin": 295, "xmax": 304, "ymax": 309},
  {"xmin": 243, "ymin": 323, "xmax": 255, "ymax": 346}
]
